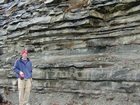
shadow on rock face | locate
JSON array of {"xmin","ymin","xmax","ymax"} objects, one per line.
[
  {"xmin": 0, "ymin": 88, "xmax": 11, "ymax": 105},
  {"xmin": 0, "ymin": 48, "xmax": 3, "ymax": 55}
]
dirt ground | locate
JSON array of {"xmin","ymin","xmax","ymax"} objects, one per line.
[{"xmin": 7, "ymin": 91, "xmax": 140, "ymax": 105}]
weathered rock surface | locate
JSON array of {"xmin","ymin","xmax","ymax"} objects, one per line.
[{"xmin": 0, "ymin": 0, "xmax": 140, "ymax": 104}]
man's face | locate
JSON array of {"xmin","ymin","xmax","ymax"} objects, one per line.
[{"xmin": 22, "ymin": 53, "xmax": 28, "ymax": 58}]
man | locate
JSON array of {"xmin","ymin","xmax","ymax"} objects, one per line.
[{"xmin": 13, "ymin": 50, "xmax": 32, "ymax": 105}]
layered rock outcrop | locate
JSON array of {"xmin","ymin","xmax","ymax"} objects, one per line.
[{"xmin": 0, "ymin": 0, "xmax": 140, "ymax": 104}]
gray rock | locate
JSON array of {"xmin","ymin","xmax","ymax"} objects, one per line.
[
  {"xmin": 0, "ymin": 0, "xmax": 6, "ymax": 4},
  {"xmin": 0, "ymin": 0, "xmax": 140, "ymax": 104}
]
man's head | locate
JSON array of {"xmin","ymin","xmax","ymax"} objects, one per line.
[
  {"xmin": 21, "ymin": 50, "xmax": 28, "ymax": 59},
  {"xmin": 22, "ymin": 50, "xmax": 28, "ymax": 55}
]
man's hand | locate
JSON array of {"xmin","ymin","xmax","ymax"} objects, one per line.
[
  {"xmin": 30, "ymin": 78, "xmax": 33, "ymax": 82},
  {"xmin": 19, "ymin": 71, "xmax": 24, "ymax": 77}
]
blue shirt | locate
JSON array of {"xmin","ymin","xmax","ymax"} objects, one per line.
[
  {"xmin": 22, "ymin": 59, "xmax": 28, "ymax": 65},
  {"xmin": 13, "ymin": 57, "xmax": 32, "ymax": 79}
]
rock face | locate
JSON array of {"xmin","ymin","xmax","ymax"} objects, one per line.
[{"xmin": 0, "ymin": 0, "xmax": 140, "ymax": 104}]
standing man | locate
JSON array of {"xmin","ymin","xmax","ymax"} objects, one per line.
[{"xmin": 13, "ymin": 50, "xmax": 32, "ymax": 105}]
